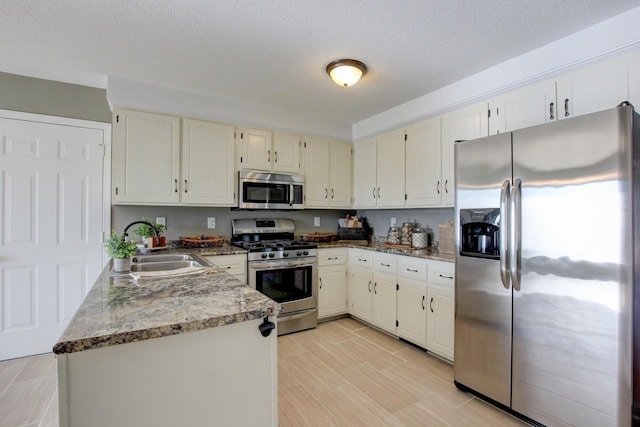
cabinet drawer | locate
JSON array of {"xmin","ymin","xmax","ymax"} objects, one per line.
[
  {"xmin": 205, "ymin": 254, "xmax": 247, "ymax": 275},
  {"xmin": 428, "ymin": 260, "xmax": 455, "ymax": 286},
  {"xmin": 318, "ymin": 248, "xmax": 348, "ymax": 266},
  {"xmin": 373, "ymin": 253, "xmax": 397, "ymax": 274},
  {"xmin": 398, "ymin": 257, "xmax": 428, "ymax": 281},
  {"xmin": 349, "ymin": 249, "xmax": 373, "ymax": 268}
]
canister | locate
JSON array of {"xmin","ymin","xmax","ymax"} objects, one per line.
[{"xmin": 411, "ymin": 226, "xmax": 428, "ymax": 248}]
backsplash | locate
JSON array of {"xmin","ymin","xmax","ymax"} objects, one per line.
[
  {"xmin": 111, "ymin": 206, "xmax": 354, "ymax": 240},
  {"xmin": 356, "ymin": 208, "xmax": 454, "ymax": 243}
]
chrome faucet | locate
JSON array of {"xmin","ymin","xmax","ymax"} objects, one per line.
[{"xmin": 123, "ymin": 220, "xmax": 159, "ymax": 238}]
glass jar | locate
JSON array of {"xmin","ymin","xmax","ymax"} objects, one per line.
[
  {"xmin": 387, "ymin": 226, "xmax": 400, "ymax": 244},
  {"xmin": 411, "ymin": 226, "xmax": 428, "ymax": 248},
  {"xmin": 400, "ymin": 221, "xmax": 414, "ymax": 246}
]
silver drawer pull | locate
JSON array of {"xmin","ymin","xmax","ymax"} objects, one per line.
[
  {"xmin": 406, "ymin": 268, "xmax": 419, "ymax": 272},
  {"xmin": 438, "ymin": 274, "xmax": 454, "ymax": 280},
  {"xmin": 380, "ymin": 262, "xmax": 391, "ymax": 267},
  {"xmin": 327, "ymin": 256, "xmax": 339, "ymax": 260},
  {"xmin": 358, "ymin": 258, "xmax": 367, "ymax": 262}
]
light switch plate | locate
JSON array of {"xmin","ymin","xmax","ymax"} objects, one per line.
[
  {"xmin": 155, "ymin": 217, "xmax": 166, "ymax": 226},
  {"xmin": 314, "ymin": 217, "xmax": 320, "ymax": 227},
  {"xmin": 207, "ymin": 217, "xmax": 216, "ymax": 229}
]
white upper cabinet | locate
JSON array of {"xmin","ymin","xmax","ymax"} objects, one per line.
[
  {"xmin": 405, "ymin": 117, "xmax": 442, "ymax": 207},
  {"xmin": 182, "ymin": 119, "xmax": 236, "ymax": 206},
  {"xmin": 488, "ymin": 79, "xmax": 557, "ymax": 135},
  {"xmin": 112, "ymin": 108, "xmax": 181, "ymax": 205},
  {"xmin": 352, "ymin": 137, "xmax": 377, "ymax": 208},
  {"xmin": 238, "ymin": 128, "xmax": 301, "ymax": 173},
  {"xmin": 237, "ymin": 127, "xmax": 272, "ymax": 171},
  {"xmin": 376, "ymin": 128, "xmax": 406, "ymax": 207},
  {"xmin": 303, "ymin": 138, "xmax": 351, "ymax": 208},
  {"xmin": 272, "ymin": 132, "xmax": 302, "ymax": 173},
  {"xmin": 112, "ymin": 108, "xmax": 236, "ymax": 206},
  {"xmin": 441, "ymin": 101, "xmax": 489, "ymax": 206}
]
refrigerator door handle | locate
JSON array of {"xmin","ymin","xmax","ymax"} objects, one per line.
[
  {"xmin": 499, "ymin": 179, "xmax": 511, "ymax": 289},
  {"xmin": 510, "ymin": 178, "xmax": 522, "ymax": 291}
]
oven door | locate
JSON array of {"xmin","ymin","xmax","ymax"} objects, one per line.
[{"xmin": 248, "ymin": 258, "xmax": 317, "ymax": 314}]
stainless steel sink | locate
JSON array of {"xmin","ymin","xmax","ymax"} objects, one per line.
[
  {"xmin": 131, "ymin": 254, "xmax": 196, "ymax": 263},
  {"xmin": 129, "ymin": 260, "xmax": 203, "ymax": 272}
]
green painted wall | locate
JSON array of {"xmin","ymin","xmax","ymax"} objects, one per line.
[{"xmin": 0, "ymin": 72, "xmax": 112, "ymax": 123}]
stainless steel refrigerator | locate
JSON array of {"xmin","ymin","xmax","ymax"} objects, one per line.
[{"xmin": 454, "ymin": 104, "xmax": 638, "ymax": 427}]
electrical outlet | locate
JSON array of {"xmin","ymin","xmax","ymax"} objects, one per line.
[
  {"xmin": 207, "ymin": 217, "xmax": 216, "ymax": 229},
  {"xmin": 155, "ymin": 217, "xmax": 166, "ymax": 227},
  {"xmin": 314, "ymin": 217, "xmax": 321, "ymax": 227},
  {"xmin": 391, "ymin": 217, "xmax": 396, "ymax": 226}
]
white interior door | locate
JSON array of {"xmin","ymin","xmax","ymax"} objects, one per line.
[{"xmin": 0, "ymin": 111, "xmax": 110, "ymax": 360}]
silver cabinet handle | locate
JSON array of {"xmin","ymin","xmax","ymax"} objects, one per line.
[
  {"xmin": 358, "ymin": 258, "xmax": 367, "ymax": 262},
  {"xmin": 275, "ymin": 151, "xmax": 278, "ymax": 163},
  {"xmin": 510, "ymin": 178, "xmax": 522, "ymax": 291},
  {"xmin": 374, "ymin": 282, "xmax": 377, "ymax": 294},
  {"xmin": 406, "ymin": 268, "xmax": 419, "ymax": 273},
  {"xmin": 372, "ymin": 187, "xmax": 376, "ymax": 198},
  {"xmin": 327, "ymin": 256, "xmax": 338, "ymax": 260},
  {"xmin": 444, "ymin": 179, "xmax": 449, "ymax": 194},
  {"xmin": 268, "ymin": 150, "xmax": 271, "ymax": 162},
  {"xmin": 174, "ymin": 179, "xmax": 178, "ymax": 193},
  {"xmin": 319, "ymin": 277, "xmax": 322, "ymax": 289},
  {"xmin": 422, "ymin": 295, "xmax": 426, "ymax": 310},
  {"xmin": 437, "ymin": 180, "xmax": 440, "ymax": 194},
  {"xmin": 549, "ymin": 102, "xmax": 555, "ymax": 120},
  {"xmin": 380, "ymin": 262, "xmax": 391, "ymax": 267},
  {"xmin": 331, "ymin": 188, "xmax": 334, "ymax": 199},
  {"xmin": 564, "ymin": 98, "xmax": 570, "ymax": 117},
  {"xmin": 377, "ymin": 187, "xmax": 381, "ymax": 198},
  {"xmin": 325, "ymin": 188, "xmax": 328, "ymax": 199},
  {"xmin": 438, "ymin": 274, "xmax": 454, "ymax": 280},
  {"xmin": 430, "ymin": 297, "xmax": 434, "ymax": 313},
  {"xmin": 368, "ymin": 281, "xmax": 372, "ymax": 292},
  {"xmin": 499, "ymin": 179, "xmax": 511, "ymax": 289},
  {"xmin": 184, "ymin": 179, "xmax": 188, "ymax": 193}
]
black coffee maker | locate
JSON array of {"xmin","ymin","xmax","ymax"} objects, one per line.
[{"xmin": 459, "ymin": 208, "xmax": 501, "ymax": 259}]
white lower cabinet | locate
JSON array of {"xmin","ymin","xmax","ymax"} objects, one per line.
[
  {"xmin": 347, "ymin": 248, "xmax": 455, "ymax": 362},
  {"xmin": 204, "ymin": 254, "xmax": 247, "ymax": 283},
  {"xmin": 318, "ymin": 248, "xmax": 348, "ymax": 319},
  {"xmin": 426, "ymin": 260, "xmax": 455, "ymax": 361}
]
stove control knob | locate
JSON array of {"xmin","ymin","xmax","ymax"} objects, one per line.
[
  {"xmin": 296, "ymin": 251, "xmax": 303, "ymax": 256},
  {"xmin": 268, "ymin": 252, "xmax": 275, "ymax": 258},
  {"xmin": 261, "ymin": 253, "xmax": 268, "ymax": 259},
  {"xmin": 303, "ymin": 250, "xmax": 309, "ymax": 256},
  {"xmin": 283, "ymin": 252, "xmax": 289, "ymax": 257}
]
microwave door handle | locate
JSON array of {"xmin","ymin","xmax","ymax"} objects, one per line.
[
  {"xmin": 499, "ymin": 179, "xmax": 511, "ymax": 289},
  {"xmin": 289, "ymin": 184, "xmax": 294, "ymax": 206}
]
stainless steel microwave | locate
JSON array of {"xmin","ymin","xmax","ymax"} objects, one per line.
[{"xmin": 238, "ymin": 170, "xmax": 304, "ymax": 209}]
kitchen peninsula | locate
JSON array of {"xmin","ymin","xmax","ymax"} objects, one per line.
[{"xmin": 53, "ymin": 249, "xmax": 280, "ymax": 427}]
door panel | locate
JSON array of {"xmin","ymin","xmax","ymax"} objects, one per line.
[{"xmin": 0, "ymin": 115, "xmax": 107, "ymax": 360}]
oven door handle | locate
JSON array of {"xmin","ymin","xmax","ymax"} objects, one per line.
[{"xmin": 250, "ymin": 261, "xmax": 315, "ymax": 271}]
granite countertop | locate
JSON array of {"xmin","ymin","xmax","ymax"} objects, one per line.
[
  {"xmin": 315, "ymin": 240, "xmax": 455, "ymax": 263},
  {"xmin": 53, "ymin": 247, "xmax": 280, "ymax": 355}
]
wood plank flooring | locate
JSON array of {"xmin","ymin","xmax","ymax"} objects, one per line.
[{"xmin": 0, "ymin": 318, "xmax": 529, "ymax": 427}]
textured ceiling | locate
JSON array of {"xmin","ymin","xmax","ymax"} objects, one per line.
[{"xmin": 2, "ymin": 0, "xmax": 640, "ymax": 126}]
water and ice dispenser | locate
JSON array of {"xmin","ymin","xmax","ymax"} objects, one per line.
[{"xmin": 459, "ymin": 208, "xmax": 501, "ymax": 259}]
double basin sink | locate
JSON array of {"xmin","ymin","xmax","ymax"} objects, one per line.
[{"xmin": 129, "ymin": 253, "xmax": 206, "ymax": 272}]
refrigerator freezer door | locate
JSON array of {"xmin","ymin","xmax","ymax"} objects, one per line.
[
  {"xmin": 511, "ymin": 106, "xmax": 634, "ymax": 426},
  {"xmin": 454, "ymin": 132, "xmax": 513, "ymax": 407}
]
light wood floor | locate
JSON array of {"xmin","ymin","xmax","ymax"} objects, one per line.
[{"xmin": 0, "ymin": 318, "xmax": 529, "ymax": 427}]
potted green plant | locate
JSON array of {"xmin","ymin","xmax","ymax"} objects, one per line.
[
  {"xmin": 133, "ymin": 217, "xmax": 167, "ymax": 248},
  {"xmin": 105, "ymin": 231, "xmax": 138, "ymax": 272}
]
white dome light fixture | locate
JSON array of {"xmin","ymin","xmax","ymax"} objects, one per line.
[{"xmin": 326, "ymin": 59, "xmax": 367, "ymax": 87}]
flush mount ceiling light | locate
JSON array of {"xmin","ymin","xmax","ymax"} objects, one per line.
[{"xmin": 326, "ymin": 59, "xmax": 367, "ymax": 87}]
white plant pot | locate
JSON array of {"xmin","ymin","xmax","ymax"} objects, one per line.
[{"xmin": 113, "ymin": 257, "xmax": 131, "ymax": 273}]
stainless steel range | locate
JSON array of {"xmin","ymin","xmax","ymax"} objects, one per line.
[{"xmin": 232, "ymin": 218, "xmax": 317, "ymax": 335}]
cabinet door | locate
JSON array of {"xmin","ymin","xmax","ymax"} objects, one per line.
[
  {"xmin": 329, "ymin": 141, "xmax": 352, "ymax": 207},
  {"xmin": 318, "ymin": 265, "xmax": 348, "ymax": 319},
  {"xmin": 303, "ymin": 137, "xmax": 330, "ymax": 207},
  {"xmin": 397, "ymin": 279, "xmax": 427, "ymax": 348},
  {"xmin": 112, "ymin": 108, "xmax": 180, "ymax": 205},
  {"xmin": 182, "ymin": 119, "xmax": 236, "ymax": 206},
  {"xmin": 273, "ymin": 133, "xmax": 301, "ymax": 174},
  {"xmin": 556, "ymin": 57, "xmax": 631, "ymax": 121},
  {"xmin": 488, "ymin": 79, "xmax": 557, "ymax": 135},
  {"xmin": 372, "ymin": 271, "xmax": 397, "ymax": 334},
  {"xmin": 204, "ymin": 254, "xmax": 247, "ymax": 283},
  {"xmin": 352, "ymin": 138, "xmax": 377, "ymax": 208},
  {"xmin": 348, "ymin": 266, "xmax": 372, "ymax": 322},
  {"xmin": 239, "ymin": 127, "xmax": 272, "ymax": 171},
  {"xmin": 405, "ymin": 117, "xmax": 441, "ymax": 207},
  {"xmin": 376, "ymin": 129, "xmax": 405, "ymax": 207},
  {"xmin": 441, "ymin": 102, "xmax": 489, "ymax": 207},
  {"xmin": 427, "ymin": 284, "xmax": 455, "ymax": 361}
]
